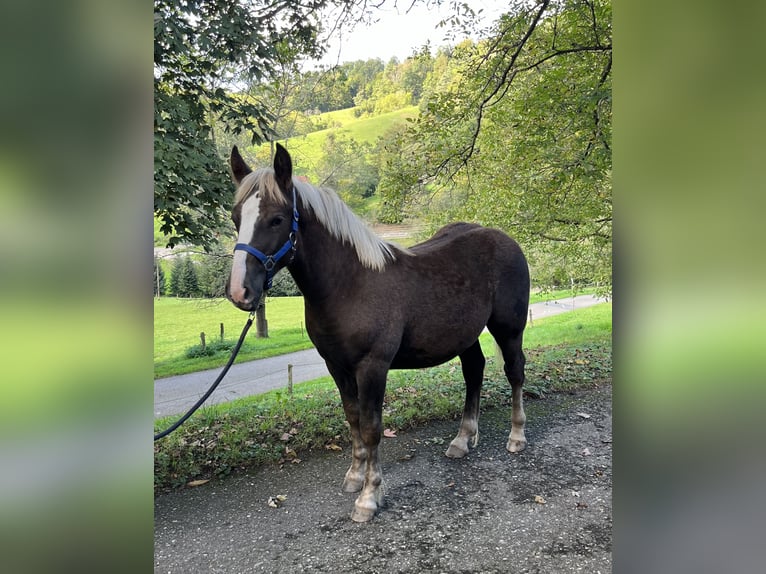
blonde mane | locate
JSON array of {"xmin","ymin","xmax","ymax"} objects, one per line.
[{"xmin": 234, "ymin": 167, "xmax": 402, "ymax": 271}]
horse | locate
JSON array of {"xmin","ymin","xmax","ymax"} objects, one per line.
[{"xmin": 226, "ymin": 143, "xmax": 530, "ymax": 522}]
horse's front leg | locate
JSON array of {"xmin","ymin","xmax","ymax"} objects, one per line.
[
  {"xmin": 340, "ymin": 395, "xmax": 366, "ymax": 493},
  {"xmin": 350, "ymin": 359, "xmax": 388, "ymax": 523},
  {"xmin": 329, "ymin": 367, "xmax": 366, "ymax": 493}
]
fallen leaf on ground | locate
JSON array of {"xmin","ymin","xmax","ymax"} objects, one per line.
[
  {"xmin": 187, "ymin": 479, "xmax": 210, "ymax": 487},
  {"xmin": 576, "ymin": 412, "xmax": 591, "ymax": 419},
  {"xmin": 534, "ymin": 495, "xmax": 547, "ymax": 504},
  {"xmin": 267, "ymin": 495, "xmax": 287, "ymax": 508},
  {"xmin": 582, "ymin": 447, "xmax": 592, "ymax": 456},
  {"xmin": 325, "ymin": 443, "xmax": 342, "ymax": 451},
  {"xmin": 383, "ymin": 428, "xmax": 397, "ymax": 438},
  {"xmin": 280, "ymin": 433, "xmax": 292, "ymax": 442}
]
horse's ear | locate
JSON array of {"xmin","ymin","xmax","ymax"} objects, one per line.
[
  {"xmin": 273, "ymin": 143, "xmax": 293, "ymax": 192},
  {"xmin": 230, "ymin": 146, "xmax": 252, "ymax": 186}
]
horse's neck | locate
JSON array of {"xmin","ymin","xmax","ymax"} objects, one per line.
[{"xmin": 288, "ymin": 218, "xmax": 364, "ymax": 304}]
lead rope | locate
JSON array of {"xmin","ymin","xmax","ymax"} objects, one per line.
[{"xmin": 154, "ymin": 311, "xmax": 255, "ymax": 441}]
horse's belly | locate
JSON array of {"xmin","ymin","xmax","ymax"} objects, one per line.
[
  {"xmin": 389, "ymin": 353, "xmax": 450, "ymax": 370},
  {"xmin": 390, "ymin": 325, "xmax": 484, "ymax": 369}
]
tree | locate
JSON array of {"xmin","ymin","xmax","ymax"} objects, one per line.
[
  {"xmin": 153, "ymin": 257, "xmax": 166, "ymax": 297},
  {"xmin": 168, "ymin": 257, "xmax": 184, "ymax": 297},
  {"xmin": 315, "ymin": 133, "xmax": 378, "ymax": 211},
  {"xmin": 400, "ymin": 44, "xmax": 434, "ymax": 102},
  {"xmin": 375, "ymin": 123, "xmax": 425, "ymax": 224},
  {"xmin": 343, "ymin": 58, "xmax": 385, "ymax": 103},
  {"xmin": 154, "ymin": 0, "xmax": 368, "ymax": 250},
  {"xmin": 180, "ymin": 257, "xmax": 200, "ymax": 297},
  {"xmin": 168, "ymin": 256, "xmax": 201, "ymax": 297},
  {"xmin": 381, "ymin": 0, "xmax": 612, "ymax": 289},
  {"xmin": 197, "ymin": 250, "xmax": 232, "ymax": 298}
]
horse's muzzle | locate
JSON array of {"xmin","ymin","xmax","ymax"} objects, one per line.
[{"xmin": 226, "ymin": 280, "xmax": 261, "ymax": 312}]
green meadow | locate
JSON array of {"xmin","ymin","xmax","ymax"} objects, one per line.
[
  {"xmin": 250, "ymin": 105, "xmax": 419, "ymax": 174},
  {"xmin": 154, "ymin": 296, "xmax": 313, "ymax": 379}
]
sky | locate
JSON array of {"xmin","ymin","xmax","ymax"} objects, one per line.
[{"xmin": 313, "ymin": 0, "xmax": 510, "ymax": 67}]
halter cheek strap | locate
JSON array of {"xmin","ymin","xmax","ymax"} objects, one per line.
[{"xmin": 234, "ymin": 186, "xmax": 299, "ymax": 290}]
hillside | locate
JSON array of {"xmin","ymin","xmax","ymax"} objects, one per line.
[{"xmin": 250, "ymin": 105, "xmax": 419, "ymax": 175}]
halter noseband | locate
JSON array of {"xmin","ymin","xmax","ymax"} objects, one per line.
[{"xmin": 233, "ymin": 186, "xmax": 299, "ymax": 290}]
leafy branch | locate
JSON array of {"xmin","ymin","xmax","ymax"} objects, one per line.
[{"xmin": 427, "ymin": 0, "xmax": 611, "ymax": 182}]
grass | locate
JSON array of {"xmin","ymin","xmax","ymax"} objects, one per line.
[
  {"xmin": 249, "ymin": 105, "xmax": 419, "ymax": 178},
  {"xmin": 154, "ymin": 302, "xmax": 612, "ymax": 489},
  {"xmin": 482, "ymin": 301, "xmax": 612, "ymax": 354},
  {"xmin": 153, "ymin": 296, "xmax": 312, "ymax": 379},
  {"xmin": 295, "ymin": 105, "xmax": 418, "ymax": 146}
]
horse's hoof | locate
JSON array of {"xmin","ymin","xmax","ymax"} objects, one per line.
[
  {"xmin": 445, "ymin": 441, "xmax": 468, "ymax": 458},
  {"xmin": 506, "ymin": 438, "xmax": 527, "ymax": 453},
  {"xmin": 350, "ymin": 504, "xmax": 376, "ymax": 522},
  {"xmin": 342, "ymin": 476, "xmax": 364, "ymax": 493}
]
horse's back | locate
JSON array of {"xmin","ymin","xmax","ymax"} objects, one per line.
[
  {"xmin": 409, "ymin": 222, "xmax": 484, "ymax": 254},
  {"xmin": 410, "ymin": 222, "xmax": 526, "ymax": 269},
  {"xmin": 413, "ymin": 221, "xmax": 529, "ymax": 312}
]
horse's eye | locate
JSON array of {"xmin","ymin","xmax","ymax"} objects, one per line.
[{"xmin": 270, "ymin": 216, "xmax": 285, "ymax": 228}]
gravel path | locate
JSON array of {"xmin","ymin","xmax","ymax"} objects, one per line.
[{"xmin": 155, "ymin": 383, "xmax": 612, "ymax": 573}]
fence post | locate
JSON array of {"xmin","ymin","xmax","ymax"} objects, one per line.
[
  {"xmin": 528, "ymin": 308, "xmax": 534, "ymax": 326},
  {"xmin": 287, "ymin": 364, "xmax": 293, "ymax": 396},
  {"xmin": 200, "ymin": 332, "xmax": 206, "ymax": 352},
  {"xmin": 220, "ymin": 322, "xmax": 224, "ymax": 341}
]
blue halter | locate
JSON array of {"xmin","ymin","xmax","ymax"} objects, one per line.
[{"xmin": 233, "ymin": 186, "xmax": 299, "ymax": 290}]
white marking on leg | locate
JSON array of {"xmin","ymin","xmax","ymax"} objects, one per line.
[
  {"xmin": 446, "ymin": 414, "xmax": 478, "ymax": 458},
  {"xmin": 229, "ymin": 194, "xmax": 261, "ymax": 304},
  {"xmin": 351, "ymin": 451, "xmax": 383, "ymax": 522},
  {"xmin": 343, "ymin": 437, "xmax": 366, "ymax": 493},
  {"xmin": 507, "ymin": 385, "xmax": 527, "ymax": 453}
]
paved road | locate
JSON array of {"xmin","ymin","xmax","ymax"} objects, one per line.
[
  {"xmin": 155, "ymin": 294, "xmax": 607, "ymax": 418},
  {"xmin": 155, "ymin": 383, "xmax": 612, "ymax": 573}
]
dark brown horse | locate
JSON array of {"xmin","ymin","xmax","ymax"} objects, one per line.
[{"xmin": 226, "ymin": 144, "xmax": 530, "ymax": 522}]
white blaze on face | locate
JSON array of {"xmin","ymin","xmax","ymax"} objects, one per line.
[{"xmin": 229, "ymin": 193, "xmax": 261, "ymax": 304}]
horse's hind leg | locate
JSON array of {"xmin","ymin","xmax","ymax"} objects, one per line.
[
  {"xmin": 494, "ymin": 333, "xmax": 527, "ymax": 453},
  {"xmin": 446, "ymin": 340, "xmax": 485, "ymax": 458}
]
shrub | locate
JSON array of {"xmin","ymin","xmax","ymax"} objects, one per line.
[
  {"xmin": 185, "ymin": 339, "xmax": 238, "ymax": 359},
  {"xmin": 268, "ymin": 269, "xmax": 301, "ymax": 297}
]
